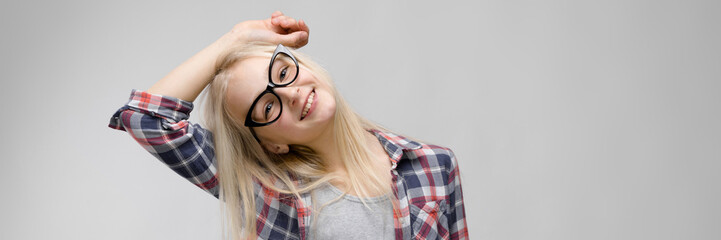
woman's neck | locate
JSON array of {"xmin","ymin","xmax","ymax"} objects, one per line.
[
  {"xmin": 304, "ymin": 121, "xmax": 342, "ymax": 172},
  {"xmin": 308, "ymin": 129, "xmax": 390, "ymax": 177}
]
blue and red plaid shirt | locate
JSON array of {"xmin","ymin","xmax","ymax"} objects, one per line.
[{"xmin": 109, "ymin": 90, "xmax": 468, "ymax": 239}]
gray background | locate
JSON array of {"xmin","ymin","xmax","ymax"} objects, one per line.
[{"xmin": 1, "ymin": 0, "xmax": 719, "ymax": 239}]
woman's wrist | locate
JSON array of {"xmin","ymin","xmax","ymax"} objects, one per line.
[{"xmin": 216, "ymin": 31, "xmax": 242, "ymax": 51}]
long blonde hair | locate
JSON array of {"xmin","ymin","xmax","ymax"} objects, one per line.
[{"xmin": 203, "ymin": 42, "xmax": 391, "ymax": 239}]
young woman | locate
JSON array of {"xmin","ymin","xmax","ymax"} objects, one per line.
[{"xmin": 109, "ymin": 11, "xmax": 468, "ymax": 240}]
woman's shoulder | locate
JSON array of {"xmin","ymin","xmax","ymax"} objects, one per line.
[
  {"xmin": 408, "ymin": 141, "xmax": 457, "ymax": 171},
  {"xmin": 372, "ymin": 129, "xmax": 457, "ymax": 172}
]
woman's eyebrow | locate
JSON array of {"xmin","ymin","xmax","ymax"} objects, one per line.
[
  {"xmin": 264, "ymin": 65, "xmax": 270, "ymax": 79},
  {"xmin": 252, "ymin": 65, "xmax": 270, "ymax": 97}
]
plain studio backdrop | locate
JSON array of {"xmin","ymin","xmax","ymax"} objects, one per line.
[{"xmin": 1, "ymin": 0, "xmax": 719, "ymax": 239}]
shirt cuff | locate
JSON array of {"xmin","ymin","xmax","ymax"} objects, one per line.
[{"xmin": 108, "ymin": 89, "xmax": 195, "ymax": 131}]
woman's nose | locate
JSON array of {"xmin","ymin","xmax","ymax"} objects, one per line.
[{"xmin": 274, "ymin": 87, "xmax": 301, "ymax": 107}]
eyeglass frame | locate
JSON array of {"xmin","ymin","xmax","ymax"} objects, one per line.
[{"xmin": 244, "ymin": 44, "xmax": 300, "ymax": 128}]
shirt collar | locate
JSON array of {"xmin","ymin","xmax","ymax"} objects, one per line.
[{"xmin": 370, "ymin": 129, "xmax": 422, "ymax": 167}]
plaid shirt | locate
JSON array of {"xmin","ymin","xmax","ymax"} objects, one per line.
[{"xmin": 109, "ymin": 90, "xmax": 469, "ymax": 240}]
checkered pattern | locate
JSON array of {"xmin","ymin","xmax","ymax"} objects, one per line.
[{"xmin": 109, "ymin": 90, "xmax": 468, "ymax": 240}]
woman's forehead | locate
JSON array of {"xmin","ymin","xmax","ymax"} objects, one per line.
[
  {"xmin": 230, "ymin": 57, "xmax": 270, "ymax": 91},
  {"xmin": 226, "ymin": 57, "xmax": 270, "ymax": 116},
  {"xmin": 232, "ymin": 57, "xmax": 269, "ymax": 79}
]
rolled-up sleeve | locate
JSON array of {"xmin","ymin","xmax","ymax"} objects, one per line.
[
  {"xmin": 109, "ymin": 89, "xmax": 219, "ymax": 198},
  {"xmin": 447, "ymin": 150, "xmax": 469, "ymax": 240}
]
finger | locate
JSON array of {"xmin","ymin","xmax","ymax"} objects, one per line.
[
  {"xmin": 274, "ymin": 15, "xmax": 292, "ymax": 26},
  {"xmin": 276, "ymin": 31, "xmax": 309, "ymax": 48},
  {"xmin": 270, "ymin": 16, "xmax": 292, "ymax": 31},
  {"xmin": 271, "ymin": 11, "xmax": 283, "ymax": 18},
  {"xmin": 272, "ymin": 15, "xmax": 307, "ymax": 34},
  {"xmin": 280, "ymin": 18, "xmax": 298, "ymax": 29},
  {"xmin": 298, "ymin": 19, "xmax": 309, "ymax": 33},
  {"xmin": 280, "ymin": 18, "xmax": 305, "ymax": 33},
  {"xmin": 271, "ymin": 15, "xmax": 290, "ymax": 28}
]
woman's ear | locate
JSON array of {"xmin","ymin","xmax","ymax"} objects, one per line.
[{"xmin": 261, "ymin": 141, "xmax": 289, "ymax": 154}]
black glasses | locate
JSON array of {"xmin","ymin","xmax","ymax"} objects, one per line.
[{"xmin": 244, "ymin": 44, "xmax": 300, "ymax": 128}]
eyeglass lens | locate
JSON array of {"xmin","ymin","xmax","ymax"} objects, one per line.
[{"xmin": 249, "ymin": 52, "xmax": 298, "ymax": 124}]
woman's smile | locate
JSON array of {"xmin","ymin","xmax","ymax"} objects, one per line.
[{"xmin": 301, "ymin": 88, "xmax": 316, "ymax": 120}]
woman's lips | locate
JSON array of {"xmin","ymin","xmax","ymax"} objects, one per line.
[{"xmin": 301, "ymin": 89, "xmax": 316, "ymax": 120}]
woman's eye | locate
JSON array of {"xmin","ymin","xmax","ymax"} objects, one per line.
[
  {"xmin": 279, "ymin": 67, "xmax": 288, "ymax": 82},
  {"xmin": 264, "ymin": 102, "xmax": 273, "ymax": 119}
]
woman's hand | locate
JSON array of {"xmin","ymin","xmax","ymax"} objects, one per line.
[{"xmin": 227, "ymin": 11, "xmax": 310, "ymax": 48}]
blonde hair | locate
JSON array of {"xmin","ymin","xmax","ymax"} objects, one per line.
[{"xmin": 203, "ymin": 42, "xmax": 393, "ymax": 239}]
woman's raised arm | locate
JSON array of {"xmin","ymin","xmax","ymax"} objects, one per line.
[
  {"xmin": 147, "ymin": 11, "xmax": 310, "ymax": 101},
  {"xmin": 108, "ymin": 12, "xmax": 309, "ymax": 198}
]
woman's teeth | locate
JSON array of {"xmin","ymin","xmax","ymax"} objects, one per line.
[{"xmin": 301, "ymin": 91, "xmax": 315, "ymax": 119}]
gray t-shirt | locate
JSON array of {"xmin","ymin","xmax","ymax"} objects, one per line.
[{"xmin": 308, "ymin": 182, "xmax": 394, "ymax": 240}]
